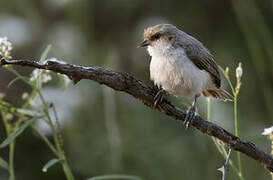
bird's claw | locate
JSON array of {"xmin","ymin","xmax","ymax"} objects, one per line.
[
  {"xmin": 154, "ymin": 89, "xmax": 166, "ymax": 108},
  {"xmin": 184, "ymin": 106, "xmax": 196, "ymax": 129}
]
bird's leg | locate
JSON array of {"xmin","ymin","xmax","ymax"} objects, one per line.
[
  {"xmin": 184, "ymin": 94, "xmax": 200, "ymax": 129},
  {"xmin": 154, "ymin": 88, "xmax": 167, "ymax": 107}
]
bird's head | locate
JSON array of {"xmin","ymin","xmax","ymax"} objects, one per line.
[{"xmin": 139, "ymin": 24, "xmax": 181, "ymax": 57}]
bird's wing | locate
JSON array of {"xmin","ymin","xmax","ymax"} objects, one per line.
[{"xmin": 185, "ymin": 48, "xmax": 221, "ymax": 88}]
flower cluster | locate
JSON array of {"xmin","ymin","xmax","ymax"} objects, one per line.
[
  {"xmin": 30, "ymin": 69, "xmax": 52, "ymax": 83},
  {"xmin": 235, "ymin": 62, "xmax": 243, "ymax": 93},
  {"xmin": 0, "ymin": 37, "xmax": 12, "ymax": 60},
  {"xmin": 236, "ymin": 62, "xmax": 243, "ymax": 79},
  {"xmin": 22, "ymin": 92, "xmax": 29, "ymax": 100},
  {"xmin": 262, "ymin": 126, "xmax": 273, "ymax": 158},
  {"xmin": 262, "ymin": 126, "xmax": 273, "ymax": 136},
  {"xmin": 5, "ymin": 113, "xmax": 13, "ymax": 121}
]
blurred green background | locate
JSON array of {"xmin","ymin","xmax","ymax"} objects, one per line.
[{"xmin": 0, "ymin": 0, "xmax": 272, "ymax": 179}]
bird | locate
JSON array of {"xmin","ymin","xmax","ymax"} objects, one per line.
[{"xmin": 139, "ymin": 24, "xmax": 233, "ymax": 128}]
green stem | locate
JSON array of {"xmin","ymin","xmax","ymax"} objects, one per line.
[
  {"xmin": 234, "ymin": 94, "xmax": 238, "ymax": 136},
  {"xmin": 37, "ymin": 91, "xmax": 62, "ymax": 151},
  {"xmin": 234, "ymin": 94, "xmax": 243, "ymax": 180},
  {"xmin": 61, "ymin": 160, "xmax": 75, "ymax": 180},
  {"xmin": 32, "ymin": 126, "xmax": 75, "ymax": 180},
  {"xmin": 31, "ymin": 126, "xmax": 59, "ymax": 157},
  {"xmin": 6, "ymin": 65, "xmax": 74, "ymax": 179},
  {"xmin": 1, "ymin": 111, "xmax": 16, "ymax": 180},
  {"xmin": 219, "ymin": 66, "xmax": 244, "ymax": 180},
  {"xmin": 206, "ymin": 98, "xmax": 241, "ymax": 178},
  {"xmin": 218, "ymin": 66, "xmax": 235, "ymax": 95},
  {"xmin": 8, "ymin": 142, "xmax": 15, "ymax": 180},
  {"xmin": 37, "ymin": 90, "xmax": 74, "ymax": 180}
]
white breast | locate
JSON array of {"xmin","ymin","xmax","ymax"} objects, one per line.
[{"xmin": 148, "ymin": 44, "xmax": 210, "ymax": 99}]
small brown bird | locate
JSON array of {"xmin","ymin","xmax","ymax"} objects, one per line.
[{"xmin": 139, "ymin": 24, "xmax": 233, "ymax": 127}]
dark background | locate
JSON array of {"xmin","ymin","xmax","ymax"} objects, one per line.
[{"xmin": 0, "ymin": 0, "xmax": 272, "ymax": 179}]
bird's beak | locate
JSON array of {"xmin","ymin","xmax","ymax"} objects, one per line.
[{"xmin": 138, "ymin": 40, "xmax": 151, "ymax": 48}]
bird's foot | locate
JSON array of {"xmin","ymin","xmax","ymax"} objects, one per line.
[
  {"xmin": 154, "ymin": 89, "xmax": 167, "ymax": 108},
  {"xmin": 184, "ymin": 106, "xmax": 196, "ymax": 129}
]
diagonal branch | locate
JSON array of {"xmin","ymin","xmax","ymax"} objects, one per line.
[{"xmin": 1, "ymin": 58, "xmax": 273, "ymax": 172}]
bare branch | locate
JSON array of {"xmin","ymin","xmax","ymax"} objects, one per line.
[{"xmin": 1, "ymin": 58, "xmax": 273, "ymax": 172}]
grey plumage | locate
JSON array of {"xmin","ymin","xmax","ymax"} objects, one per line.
[{"xmin": 142, "ymin": 23, "xmax": 233, "ymax": 101}]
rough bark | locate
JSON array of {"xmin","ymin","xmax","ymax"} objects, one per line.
[{"xmin": 1, "ymin": 59, "xmax": 272, "ymax": 172}]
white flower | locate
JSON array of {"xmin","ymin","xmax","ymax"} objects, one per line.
[
  {"xmin": 30, "ymin": 69, "xmax": 52, "ymax": 84},
  {"xmin": 0, "ymin": 37, "xmax": 13, "ymax": 60},
  {"xmin": 22, "ymin": 92, "xmax": 29, "ymax": 100},
  {"xmin": 236, "ymin": 62, "xmax": 243, "ymax": 79},
  {"xmin": 30, "ymin": 69, "xmax": 40, "ymax": 81},
  {"xmin": 262, "ymin": 126, "xmax": 273, "ymax": 135},
  {"xmin": 5, "ymin": 113, "xmax": 13, "ymax": 120},
  {"xmin": 42, "ymin": 73, "xmax": 52, "ymax": 83}
]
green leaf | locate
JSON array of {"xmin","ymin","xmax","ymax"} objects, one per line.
[
  {"xmin": 39, "ymin": 45, "xmax": 52, "ymax": 62},
  {"xmin": 42, "ymin": 158, "xmax": 62, "ymax": 172},
  {"xmin": 6, "ymin": 66, "xmax": 35, "ymax": 90},
  {"xmin": 86, "ymin": 174, "xmax": 143, "ymax": 180},
  {"xmin": 17, "ymin": 109, "xmax": 43, "ymax": 117},
  {"xmin": 7, "ymin": 77, "xmax": 20, "ymax": 88},
  {"xmin": 0, "ymin": 116, "xmax": 42, "ymax": 148},
  {"xmin": 8, "ymin": 76, "xmax": 30, "ymax": 88},
  {"xmin": 0, "ymin": 157, "xmax": 9, "ymax": 170}
]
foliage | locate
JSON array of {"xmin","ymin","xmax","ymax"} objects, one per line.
[{"xmin": 0, "ymin": 0, "xmax": 272, "ymax": 179}]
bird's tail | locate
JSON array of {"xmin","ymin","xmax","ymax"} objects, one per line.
[{"xmin": 203, "ymin": 89, "xmax": 234, "ymax": 102}]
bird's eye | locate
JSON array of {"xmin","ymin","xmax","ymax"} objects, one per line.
[{"xmin": 151, "ymin": 33, "xmax": 161, "ymax": 40}]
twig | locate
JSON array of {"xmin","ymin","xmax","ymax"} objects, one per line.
[
  {"xmin": 49, "ymin": 103, "xmax": 64, "ymax": 149},
  {"xmin": 1, "ymin": 59, "xmax": 273, "ymax": 172},
  {"xmin": 218, "ymin": 149, "xmax": 232, "ymax": 180}
]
